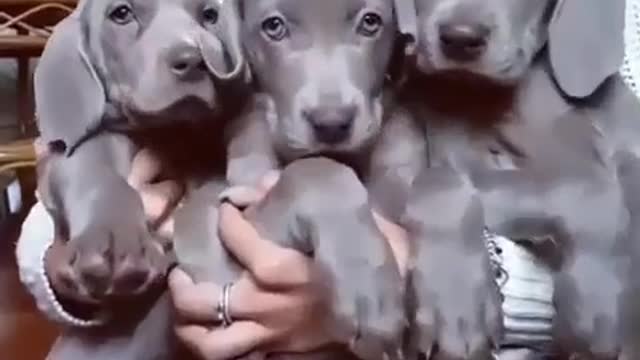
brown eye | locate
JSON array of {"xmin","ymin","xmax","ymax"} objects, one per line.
[
  {"xmin": 202, "ymin": 6, "xmax": 219, "ymax": 25},
  {"xmin": 357, "ymin": 12, "xmax": 383, "ymax": 37},
  {"xmin": 109, "ymin": 4, "xmax": 134, "ymax": 25},
  {"xmin": 262, "ymin": 16, "xmax": 288, "ymax": 41}
]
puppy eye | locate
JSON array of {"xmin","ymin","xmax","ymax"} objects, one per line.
[
  {"xmin": 357, "ymin": 12, "xmax": 383, "ymax": 37},
  {"xmin": 202, "ymin": 6, "xmax": 219, "ymax": 25},
  {"xmin": 262, "ymin": 16, "xmax": 289, "ymax": 41},
  {"xmin": 109, "ymin": 4, "xmax": 134, "ymax": 25}
]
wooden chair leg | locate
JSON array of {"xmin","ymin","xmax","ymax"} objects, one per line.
[
  {"xmin": 15, "ymin": 30, "xmax": 37, "ymax": 213},
  {"xmin": 17, "ymin": 57, "xmax": 33, "ymax": 136}
]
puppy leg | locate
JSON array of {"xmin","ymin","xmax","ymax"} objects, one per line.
[
  {"xmin": 617, "ymin": 153, "xmax": 640, "ymax": 360},
  {"xmin": 404, "ymin": 167, "xmax": 502, "ymax": 360},
  {"xmin": 43, "ymin": 135, "xmax": 168, "ymax": 304},
  {"xmin": 46, "ymin": 294, "xmax": 177, "ymax": 360},
  {"xmin": 246, "ymin": 158, "xmax": 406, "ymax": 360},
  {"xmin": 222, "ymin": 94, "xmax": 279, "ymax": 208},
  {"xmin": 173, "ymin": 179, "xmax": 242, "ymax": 284},
  {"xmin": 552, "ymin": 179, "xmax": 628, "ymax": 359}
]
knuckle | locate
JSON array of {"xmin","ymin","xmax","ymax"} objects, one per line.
[{"xmin": 254, "ymin": 254, "xmax": 296, "ymax": 283}]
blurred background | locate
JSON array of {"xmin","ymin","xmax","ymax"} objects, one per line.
[{"xmin": 0, "ymin": 1, "xmax": 76, "ymax": 358}]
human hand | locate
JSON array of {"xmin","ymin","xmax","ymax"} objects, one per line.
[
  {"xmin": 169, "ymin": 175, "xmax": 409, "ymax": 360},
  {"xmin": 170, "ymin": 203, "xmax": 338, "ymax": 360}
]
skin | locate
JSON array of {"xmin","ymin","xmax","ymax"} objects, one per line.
[{"xmin": 37, "ymin": 142, "xmax": 409, "ymax": 359}]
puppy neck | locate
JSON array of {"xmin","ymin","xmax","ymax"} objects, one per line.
[{"xmin": 402, "ymin": 69, "xmax": 517, "ymax": 129}]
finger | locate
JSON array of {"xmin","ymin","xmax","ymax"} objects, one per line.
[
  {"xmin": 155, "ymin": 215, "xmax": 175, "ymax": 241},
  {"xmin": 170, "ymin": 268, "xmax": 219, "ymax": 322},
  {"xmin": 140, "ymin": 181, "xmax": 184, "ymax": 225},
  {"xmin": 258, "ymin": 170, "xmax": 281, "ymax": 194},
  {"xmin": 176, "ymin": 321, "xmax": 273, "ymax": 360},
  {"xmin": 128, "ymin": 148, "xmax": 162, "ymax": 189},
  {"xmin": 218, "ymin": 204, "xmax": 312, "ymax": 288},
  {"xmin": 170, "ymin": 268, "xmax": 290, "ymax": 323},
  {"xmin": 230, "ymin": 272, "xmax": 304, "ymax": 321},
  {"xmin": 372, "ymin": 211, "xmax": 409, "ymax": 278}
]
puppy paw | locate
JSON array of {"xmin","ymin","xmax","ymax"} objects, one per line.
[
  {"xmin": 335, "ymin": 246, "xmax": 406, "ymax": 360},
  {"xmin": 411, "ymin": 249, "xmax": 502, "ymax": 360},
  {"xmin": 554, "ymin": 256, "xmax": 626, "ymax": 359},
  {"xmin": 54, "ymin": 212, "xmax": 168, "ymax": 304}
]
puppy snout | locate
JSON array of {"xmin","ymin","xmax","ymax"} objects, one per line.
[
  {"xmin": 304, "ymin": 105, "xmax": 357, "ymax": 145},
  {"xmin": 167, "ymin": 43, "xmax": 206, "ymax": 80},
  {"xmin": 439, "ymin": 23, "xmax": 490, "ymax": 62}
]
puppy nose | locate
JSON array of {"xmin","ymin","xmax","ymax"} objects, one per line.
[
  {"xmin": 304, "ymin": 105, "xmax": 357, "ymax": 144},
  {"xmin": 167, "ymin": 43, "xmax": 206, "ymax": 80},
  {"xmin": 439, "ymin": 23, "xmax": 490, "ymax": 62}
]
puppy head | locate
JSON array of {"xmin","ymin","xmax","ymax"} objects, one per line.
[
  {"xmin": 413, "ymin": 0, "xmax": 625, "ymax": 97},
  {"xmin": 241, "ymin": 0, "xmax": 397, "ymax": 158},
  {"xmin": 414, "ymin": 0, "xmax": 554, "ymax": 84},
  {"xmin": 83, "ymin": 0, "xmax": 245, "ymax": 122}
]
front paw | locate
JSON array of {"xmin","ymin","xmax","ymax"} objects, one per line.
[
  {"xmin": 554, "ymin": 256, "xmax": 627, "ymax": 359},
  {"xmin": 411, "ymin": 249, "xmax": 502, "ymax": 359},
  {"xmin": 346, "ymin": 264, "xmax": 406, "ymax": 360},
  {"xmin": 51, "ymin": 213, "xmax": 168, "ymax": 304}
]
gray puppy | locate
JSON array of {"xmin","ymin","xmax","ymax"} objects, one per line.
[
  {"xmin": 368, "ymin": 0, "xmax": 635, "ymax": 359},
  {"xmin": 34, "ymin": 0, "xmax": 246, "ymax": 305},
  {"xmin": 174, "ymin": 0, "xmax": 409, "ymax": 359},
  {"xmin": 34, "ymin": 0, "xmax": 247, "ymax": 358}
]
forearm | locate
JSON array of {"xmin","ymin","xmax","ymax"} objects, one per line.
[{"xmin": 15, "ymin": 199, "xmax": 105, "ymax": 327}]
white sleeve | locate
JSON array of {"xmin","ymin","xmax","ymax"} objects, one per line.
[
  {"xmin": 15, "ymin": 199, "xmax": 105, "ymax": 327},
  {"xmin": 485, "ymin": 231, "xmax": 554, "ymax": 349},
  {"xmin": 621, "ymin": 0, "xmax": 640, "ymax": 97}
]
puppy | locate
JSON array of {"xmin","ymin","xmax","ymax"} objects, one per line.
[
  {"xmin": 35, "ymin": 0, "xmax": 248, "ymax": 359},
  {"xmin": 34, "ymin": 0, "xmax": 246, "ymax": 306},
  {"xmin": 174, "ymin": 0, "xmax": 409, "ymax": 358},
  {"xmin": 371, "ymin": 0, "xmax": 635, "ymax": 358}
]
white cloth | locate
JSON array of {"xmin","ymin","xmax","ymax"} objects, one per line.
[
  {"xmin": 622, "ymin": 0, "xmax": 640, "ymax": 97},
  {"xmin": 15, "ymin": 199, "xmax": 104, "ymax": 327},
  {"xmin": 486, "ymin": 232, "xmax": 555, "ymax": 350}
]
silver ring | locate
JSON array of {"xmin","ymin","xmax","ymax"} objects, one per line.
[
  {"xmin": 215, "ymin": 289, "xmax": 226, "ymax": 326},
  {"xmin": 220, "ymin": 283, "xmax": 234, "ymax": 327}
]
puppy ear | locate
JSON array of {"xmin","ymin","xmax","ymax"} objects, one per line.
[
  {"xmin": 548, "ymin": 0, "xmax": 625, "ymax": 98},
  {"xmin": 34, "ymin": 4, "xmax": 107, "ymax": 150},
  {"xmin": 200, "ymin": 0, "xmax": 249, "ymax": 83}
]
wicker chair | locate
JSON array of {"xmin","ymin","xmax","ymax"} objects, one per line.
[
  {"xmin": 0, "ymin": 0, "xmax": 75, "ymax": 135},
  {"xmin": 0, "ymin": 1, "xmax": 75, "ymax": 213},
  {"xmin": 0, "ymin": 138, "xmax": 35, "ymax": 175}
]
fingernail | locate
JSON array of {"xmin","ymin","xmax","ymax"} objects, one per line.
[{"xmin": 169, "ymin": 267, "xmax": 190, "ymax": 285}]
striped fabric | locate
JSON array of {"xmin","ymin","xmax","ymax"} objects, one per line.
[{"xmin": 622, "ymin": 0, "xmax": 640, "ymax": 97}]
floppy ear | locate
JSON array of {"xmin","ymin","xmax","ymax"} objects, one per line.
[
  {"xmin": 34, "ymin": 2, "xmax": 107, "ymax": 150},
  {"xmin": 200, "ymin": 0, "xmax": 249, "ymax": 83},
  {"xmin": 548, "ymin": 0, "xmax": 625, "ymax": 99}
]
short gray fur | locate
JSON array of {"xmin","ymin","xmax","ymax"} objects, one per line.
[
  {"xmin": 367, "ymin": 0, "xmax": 639, "ymax": 359},
  {"xmin": 176, "ymin": 0, "xmax": 412, "ymax": 359},
  {"xmin": 35, "ymin": 0, "xmax": 247, "ymax": 359}
]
